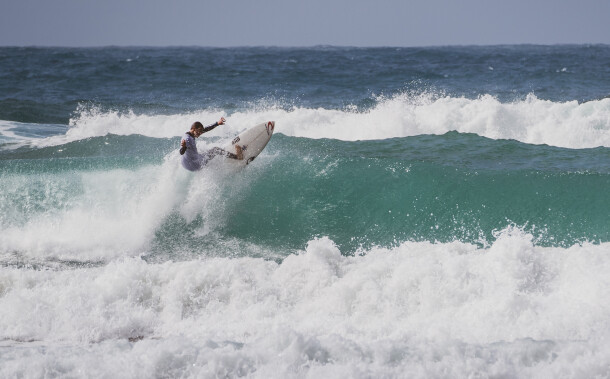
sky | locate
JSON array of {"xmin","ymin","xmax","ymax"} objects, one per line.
[{"xmin": 1, "ymin": 0, "xmax": 609, "ymax": 47}]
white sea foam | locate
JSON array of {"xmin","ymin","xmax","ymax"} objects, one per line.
[
  {"xmin": 258, "ymin": 93, "xmax": 610, "ymax": 148},
  {"xmin": 14, "ymin": 94, "xmax": 609, "ymax": 149},
  {"xmin": 0, "ymin": 155, "xmax": 200, "ymax": 261},
  {"xmin": 1, "ymin": 230, "xmax": 609, "ymax": 377}
]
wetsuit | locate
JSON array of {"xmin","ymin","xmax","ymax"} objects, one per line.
[{"xmin": 179, "ymin": 122, "xmax": 238, "ymax": 171}]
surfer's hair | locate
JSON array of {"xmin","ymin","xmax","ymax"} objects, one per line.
[{"xmin": 192, "ymin": 121, "xmax": 204, "ymax": 130}]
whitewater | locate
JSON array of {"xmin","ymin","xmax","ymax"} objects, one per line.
[{"xmin": 2, "ymin": 235, "xmax": 610, "ymax": 377}]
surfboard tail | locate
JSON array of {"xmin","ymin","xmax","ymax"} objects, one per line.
[{"xmin": 266, "ymin": 121, "xmax": 275, "ymax": 135}]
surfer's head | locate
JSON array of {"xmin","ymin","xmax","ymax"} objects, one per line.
[{"xmin": 191, "ymin": 122, "xmax": 205, "ymax": 137}]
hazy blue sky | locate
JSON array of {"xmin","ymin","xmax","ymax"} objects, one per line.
[{"xmin": 1, "ymin": 0, "xmax": 609, "ymax": 47}]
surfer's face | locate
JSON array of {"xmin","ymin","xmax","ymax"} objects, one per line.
[{"xmin": 192, "ymin": 127, "xmax": 204, "ymax": 137}]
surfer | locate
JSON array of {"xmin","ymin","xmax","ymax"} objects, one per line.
[{"xmin": 179, "ymin": 117, "xmax": 243, "ymax": 171}]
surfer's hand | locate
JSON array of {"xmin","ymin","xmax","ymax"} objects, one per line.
[
  {"xmin": 218, "ymin": 117, "xmax": 226, "ymax": 125},
  {"xmin": 180, "ymin": 139, "xmax": 186, "ymax": 148}
]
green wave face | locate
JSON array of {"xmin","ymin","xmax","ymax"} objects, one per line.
[
  {"xmin": 1, "ymin": 132, "xmax": 608, "ymax": 260},
  {"xmin": 209, "ymin": 134, "xmax": 609, "ymax": 252}
]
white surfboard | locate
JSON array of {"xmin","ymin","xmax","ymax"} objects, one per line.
[{"xmin": 222, "ymin": 121, "xmax": 275, "ymax": 167}]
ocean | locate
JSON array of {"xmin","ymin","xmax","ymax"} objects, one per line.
[{"xmin": 0, "ymin": 45, "xmax": 609, "ymax": 378}]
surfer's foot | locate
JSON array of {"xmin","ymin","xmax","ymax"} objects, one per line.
[{"xmin": 235, "ymin": 145, "xmax": 244, "ymax": 160}]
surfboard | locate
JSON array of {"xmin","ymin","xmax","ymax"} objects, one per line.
[{"xmin": 222, "ymin": 121, "xmax": 275, "ymax": 166}]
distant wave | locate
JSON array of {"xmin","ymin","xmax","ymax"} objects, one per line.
[{"xmin": 2, "ymin": 93, "xmax": 609, "ymax": 150}]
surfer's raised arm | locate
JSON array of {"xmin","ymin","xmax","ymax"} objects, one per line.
[{"xmin": 201, "ymin": 117, "xmax": 226, "ymax": 133}]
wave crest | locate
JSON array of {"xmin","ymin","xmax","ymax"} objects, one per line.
[{"xmin": 5, "ymin": 93, "xmax": 609, "ymax": 149}]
